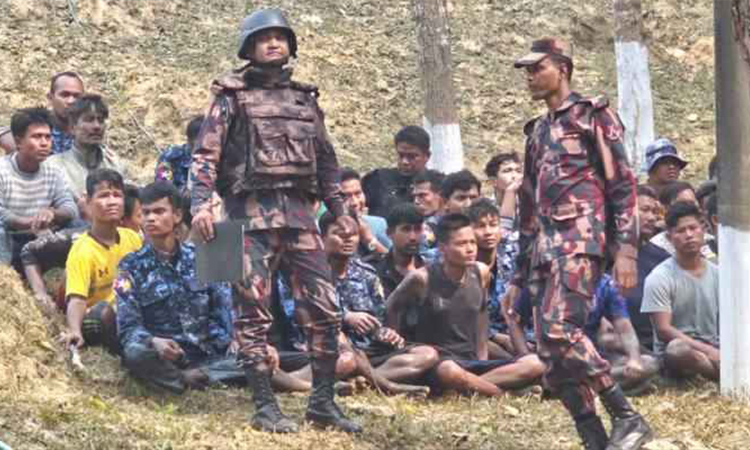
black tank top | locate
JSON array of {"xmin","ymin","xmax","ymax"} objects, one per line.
[{"xmin": 415, "ymin": 262, "xmax": 487, "ymax": 359}]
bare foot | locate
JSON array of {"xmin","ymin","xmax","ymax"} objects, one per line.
[{"xmin": 334, "ymin": 381, "xmax": 355, "ymax": 396}]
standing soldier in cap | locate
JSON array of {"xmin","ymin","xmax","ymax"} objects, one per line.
[
  {"xmin": 190, "ymin": 8, "xmax": 361, "ymax": 433},
  {"xmin": 504, "ymin": 38, "xmax": 652, "ymax": 450}
]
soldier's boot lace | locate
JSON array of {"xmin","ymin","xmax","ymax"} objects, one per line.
[
  {"xmin": 305, "ymin": 358, "xmax": 362, "ymax": 433},
  {"xmin": 600, "ymin": 384, "xmax": 653, "ymax": 450},
  {"xmin": 246, "ymin": 367, "xmax": 298, "ymax": 433}
]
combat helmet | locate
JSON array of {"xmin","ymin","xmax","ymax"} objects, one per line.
[{"xmin": 237, "ymin": 8, "xmax": 297, "ymax": 60}]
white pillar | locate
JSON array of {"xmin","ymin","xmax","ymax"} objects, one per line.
[
  {"xmin": 423, "ymin": 118, "xmax": 464, "ymax": 173},
  {"xmin": 715, "ymin": 0, "xmax": 750, "ymax": 400}
]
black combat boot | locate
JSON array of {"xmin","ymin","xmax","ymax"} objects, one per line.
[
  {"xmin": 559, "ymin": 387, "xmax": 608, "ymax": 450},
  {"xmin": 575, "ymin": 416, "xmax": 609, "ymax": 450},
  {"xmin": 600, "ymin": 384, "xmax": 653, "ymax": 450},
  {"xmin": 246, "ymin": 367, "xmax": 298, "ymax": 433},
  {"xmin": 305, "ymin": 358, "xmax": 362, "ymax": 433}
]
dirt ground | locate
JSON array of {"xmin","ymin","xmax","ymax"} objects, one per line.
[{"xmin": 0, "ymin": 1, "xmax": 734, "ymax": 449}]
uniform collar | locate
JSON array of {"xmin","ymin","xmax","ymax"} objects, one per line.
[{"xmin": 550, "ymin": 91, "xmax": 583, "ymax": 116}]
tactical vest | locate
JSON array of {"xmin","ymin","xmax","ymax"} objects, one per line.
[{"xmin": 219, "ymin": 85, "xmax": 321, "ymax": 195}]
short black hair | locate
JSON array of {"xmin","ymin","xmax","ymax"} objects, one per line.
[
  {"xmin": 659, "ymin": 181, "xmax": 695, "ymax": 207},
  {"xmin": 86, "ymin": 168, "xmax": 124, "ymax": 198},
  {"xmin": 139, "ymin": 180, "xmax": 182, "ymax": 210},
  {"xmin": 394, "ymin": 126, "xmax": 430, "ymax": 153},
  {"xmin": 636, "ymin": 184, "xmax": 658, "ymax": 201},
  {"xmin": 549, "ymin": 54, "xmax": 574, "ymax": 81},
  {"xmin": 665, "ymin": 201, "xmax": 703, "ymax": 230},
  {"xmin": 484, "ymin": 152, "xmax": 520, "ymax": 178},
  {"xmin": 705, "ymin": 193, "xmax": 718, "ymax": 219},
  {"xmin": 68, "ymin": 94, "xmax": 109, "ymax": 126},
  {"xmin": 10, "ymin": 107, "xmax": 52, "ymax": 140},
  {"xmin": 436, "ymin": 213, "xmax": 473, "ymax": 244},
  {"xmin": 708, "ymin": 154, "xmax": 718, "ymax": 180},
  {"xmin": 441, "ymin": 169, "xmax": 481, "ymax": 200},
  {"xmin": 318, "ymin": 211, "xmax": 338, "ymax": 236},
  {"xmin": 467, "ymin": 198, "xmax": 500, "ymax": 223},
  {"xmin": 386, "ymin": 202, "xmax": 424, "ymax": 231},
  {"xmin": 413, "ymin": 169, "xmax": 445, "ymax": 193},
  {"xmin": 186, "ymin": 115, "xmax": 204, "ymax": 143},
  {"xmin": 340, "ymin": 167, "xmax": 361, "ymax": 184},
  {"xmin": 123, "ymin": 184, "xmax": 140, "ymax": 219},
  {"xmin": 696, "ymin": 180, "xmax": 717, "ymax": 204},
  {"xmin": 49, "ymin": 71, "xmax": 84, "ymax": 94}
]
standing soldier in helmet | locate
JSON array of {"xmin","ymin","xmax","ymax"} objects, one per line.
[
  {"xmin": 191, "ymin": 9, "xmax": 361, "ymax": 433},
  {"xmin": 503, "ymin": 39, "xmax": 652, "ymax": 450}
]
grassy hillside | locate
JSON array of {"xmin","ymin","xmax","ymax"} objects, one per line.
[
  {"xmin": 0, "ymin": 1, "xmax": 734, "ymax": 449},
  {"xmin": 1, "ymin": 0, "xmax": 715, "ymax": 179}
]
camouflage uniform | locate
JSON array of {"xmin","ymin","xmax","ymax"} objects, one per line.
[
  {"xmin": 487, "ymin": 230, "xmax": 519, "ymax": 337},
  {"xmin": 190, "ymin": 66, "xmax": 347, "ymax": 369},
  {"xmin": 115, "ymin": 242, "xmax": 241, "ymax": 393},
  {"xmin": 511, "ymin": 92, "xmax": 638, "ymax": 406}
]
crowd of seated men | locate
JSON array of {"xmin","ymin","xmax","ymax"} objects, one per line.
[{"xmin": 1, "ymin": 75, "xmax": 721, "ymax": 403}]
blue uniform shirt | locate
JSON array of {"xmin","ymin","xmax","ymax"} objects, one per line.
[
  {"xmin": 584, "ymin": 273, "xmax": 630, "ymax": 341},
  {"xmin": 487, "ymin": 229, "xmax": 520, "ymax": 337},
  {"xmin": 155, "ymin": 143, "xmax": 192, "ymax": 191},
  {"xmin": 116, "ymin": 242, "xmax": 233, "ymax": 363},
  {"xmin": 51, "ymin": 125, "xmax": 74, "ymax": 155}
]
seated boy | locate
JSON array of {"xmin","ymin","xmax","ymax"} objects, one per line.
[
  {"xmin": 22, "ymin": 184, "xmax": 142, "ymax": 311},
  {"xmin": 64, "ymin": 169, "xmax": 142, "ymax": 353},
  {"xmin": 387, "ymin": 213, "xmax": 544, "ymax": 396},
  {"xmin": 116, "ymin": 182, "xmax": 243, "ymax": 393},
  {"xmin": 468, "ymin": 198, "xmax": 517, "ymax": 359}
]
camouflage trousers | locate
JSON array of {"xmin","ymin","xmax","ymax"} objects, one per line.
[
  {"xmin": 233, "ymin": 228, "xmax": 341, "ymax": 369},
  {"xmin": 529, "ymin": 255, "xmax": 614, "ymax": 412}
]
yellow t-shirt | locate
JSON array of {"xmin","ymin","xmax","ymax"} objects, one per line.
[{"xmin": 65, "ymin": 228, "xmax": 143, "ymax": 308}]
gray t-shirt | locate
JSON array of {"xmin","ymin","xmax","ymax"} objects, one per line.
[{"xmin": 641, "ymin": 257, "xmax": 719, "ymax": 353}]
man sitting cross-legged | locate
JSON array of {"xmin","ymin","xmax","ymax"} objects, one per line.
[
  {"xmin": 319, "ymin": 211, "xmax": 438, "ymax": 392},
  {"xmin": 641, "ymin": 201, "xmax": 720, "ymax": 381},
  {"xmin": 387, "ymin": 213, "xmax": 544, "ymax": 396},
  {"xmin": 116, "ymin": 181, "xmax": 244, "ymax": 393},
  {"xmin": 64, "ymin": 169, "xmax": 143, "ymax": 353}
]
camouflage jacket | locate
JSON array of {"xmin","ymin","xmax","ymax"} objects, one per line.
[
  {"xmin": 511, "ymin": 92, "xmax": 637, "ymax": 286},
  {"xmin": 190, "ymin": 66, "xmax": 346, "ymax": 230},
  {"xmin": 115, "ymin": 242, "xmax": 233, "ymax": 363}
]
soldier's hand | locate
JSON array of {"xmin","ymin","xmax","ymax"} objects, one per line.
[
  {"xmin": 192, "ymin": 209, "xmax": 215, "ymax": 242},
  {"xmin": 335, "ymin": 214, "xmax": 358, "ymax": 235},
  {"xmin": 613, "ymin": 255, "xmax": 637, "ymax": 290}
]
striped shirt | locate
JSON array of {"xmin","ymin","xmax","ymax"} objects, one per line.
[{"xmin": 0, "ymin": 154, "xmax": 77, "ymax": 224}]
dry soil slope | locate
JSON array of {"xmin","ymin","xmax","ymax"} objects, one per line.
[{"xmin": 0, "ymin": 0, "xmax": 714, "ymax": 180}]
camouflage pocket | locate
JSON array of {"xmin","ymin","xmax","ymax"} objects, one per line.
[{"xmin": 247, "ymin": 103, "xmax": 318, "ymax": 175}]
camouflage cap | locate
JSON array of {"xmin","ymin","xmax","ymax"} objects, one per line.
[{"xmin": 514, "ymin": 38, "xmax": 573, "ymax": 68}]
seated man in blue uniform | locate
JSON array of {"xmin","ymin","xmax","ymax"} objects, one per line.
[{"xmin": 116, "ymin": 181, "xmax": 243, "ymax": 393}]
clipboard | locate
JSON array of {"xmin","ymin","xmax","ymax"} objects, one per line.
[{"xmin": 196, "ymin": 221, "xmax": 245, "ymax": 283}]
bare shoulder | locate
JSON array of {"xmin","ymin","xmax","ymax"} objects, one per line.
[
  {"xmin": 404, "ymin": 267, "xmax": 429, "ymax": 288},
  {"xmin": 475, "ymin": 261, "xmax": 491, "ymax": 284}
]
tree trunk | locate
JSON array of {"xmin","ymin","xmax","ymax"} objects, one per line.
[
  {"xmin": 613, "ymin": 0, "xmax": 654, "ymax": 175},
  {"xmin": 412, "ymin": 0, "xmax": 463, "ymax": 174},
  {"xmin": 716, "ymin": 0, "xmax": 750, "ymax": 401}
]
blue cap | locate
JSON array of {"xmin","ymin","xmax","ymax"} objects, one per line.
[{"xmin": 645, "ymin": 138, "xmax": 688, "ymax": 173}]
